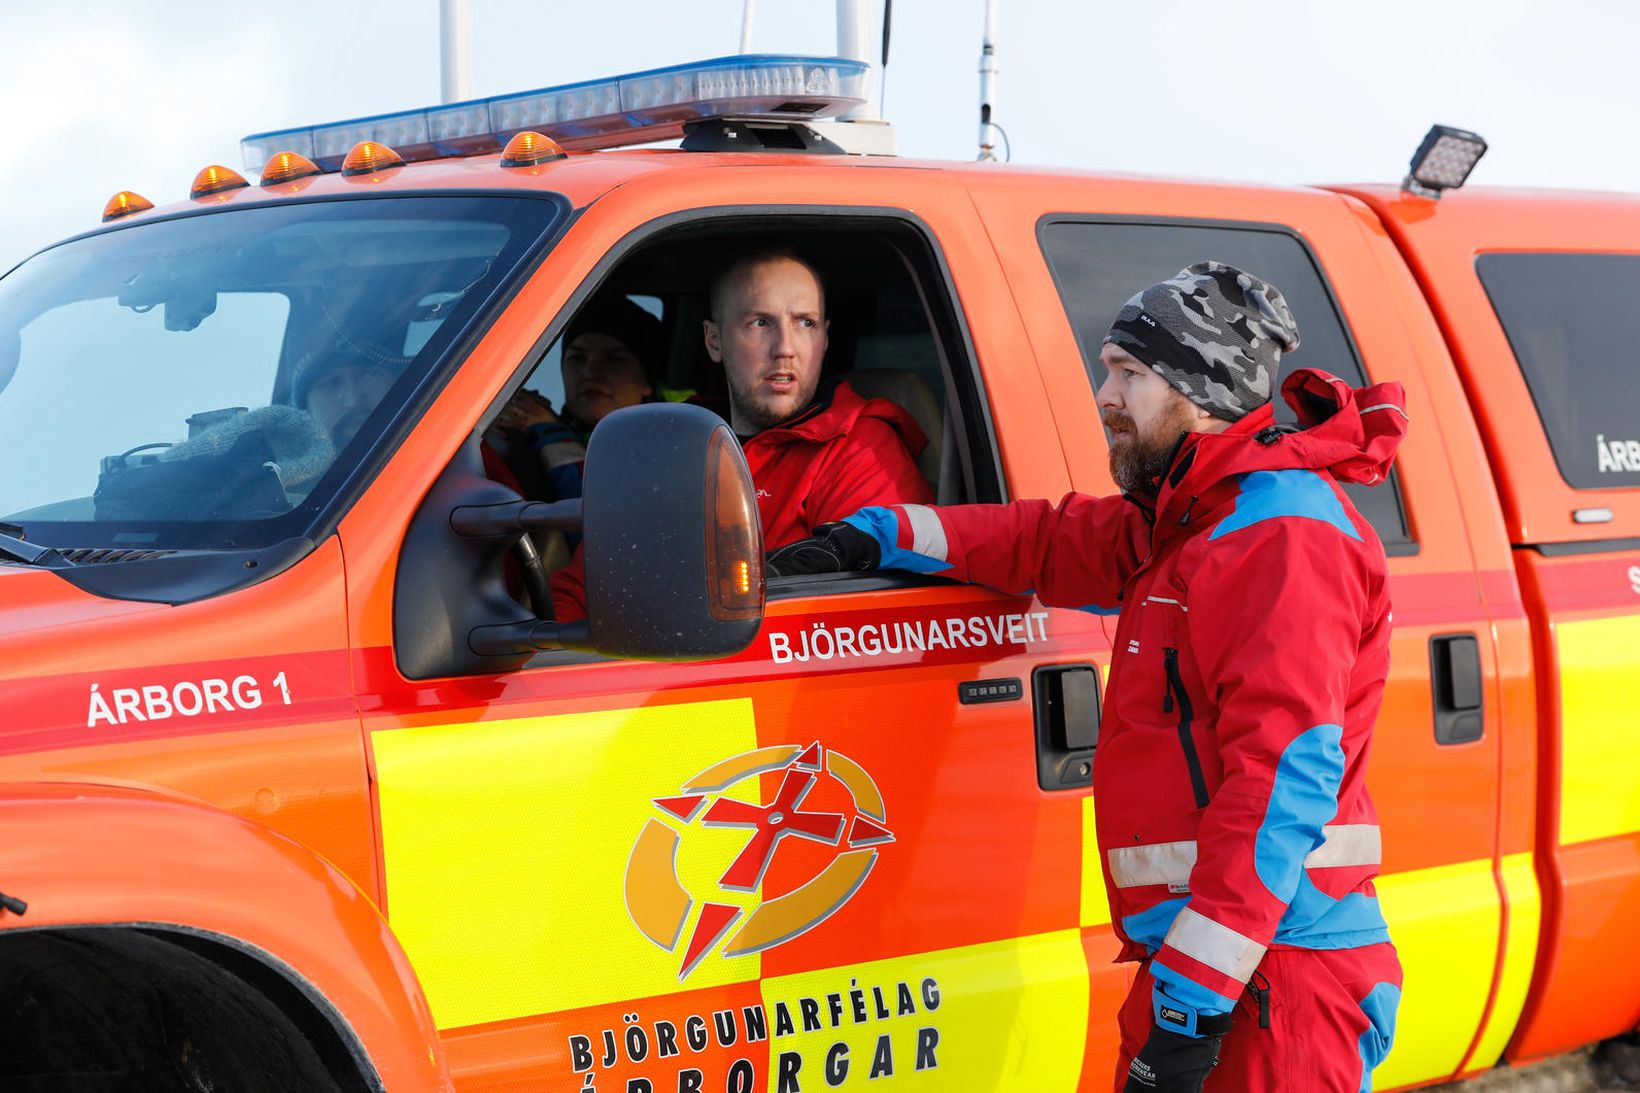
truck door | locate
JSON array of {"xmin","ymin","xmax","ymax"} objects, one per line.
[
  {"xmin": 341, "ymin": 167, "xmax": 1121, "ymax": 1092},
  {"xmin": 1342, "ymin": 186, "xmax": 1640, "ymax": 1065},
  {"xmin": 967, "ymin": 175, "xmax": 1517, "ymax": 1089}
]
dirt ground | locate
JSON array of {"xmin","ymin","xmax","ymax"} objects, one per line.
[{"xmin": 1424, "ymin": 1045, "xmax": 1637, "ymax": 1092}]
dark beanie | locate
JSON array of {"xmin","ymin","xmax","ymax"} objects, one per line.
[
  {"xmin": 564, "ymin": 294, "xmax": 664, "ymax": 385},
  {"xmin": 291, "ymin": 348, "xmax": 412, "ymax": 409},
  {"xmin": 1103, "ymin": 261, "xmax": 1300, "ymax": 422}
]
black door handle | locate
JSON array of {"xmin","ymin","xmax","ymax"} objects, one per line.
[
  {"xmin": 1430, "ymin": 634, "xmax": 1484, "ymax": 745},
  {"xmin": 1033, "ymin": 663, "xmax": 1100, "ymax": 789}
]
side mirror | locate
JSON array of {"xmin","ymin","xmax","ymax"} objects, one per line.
[
  {"xmin": 579, "ymin": 402, "xmax": 765, "ymax": 659},
  {"xmin": 396, "ymin": 403, "xmax": 764, "ymax": 680}
]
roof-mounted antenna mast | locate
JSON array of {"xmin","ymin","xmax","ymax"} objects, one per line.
[
  {"xmin": 803, "ymin": 0, "xmax": 894, "ymax": 154},
  {"xmin": 439, "ymin": 0, "xmax": 472, "ymax": 104},
  {"xmin": 978, "ymin": 0, "xmax": 1000, "ymax": 161},
  {"xmin": 835, "ymin": 0, "xmax": 880, "ymax": 121},
  {"xmin": 739, "ymin": 0, "xmax": 756, "ymax": 53}
]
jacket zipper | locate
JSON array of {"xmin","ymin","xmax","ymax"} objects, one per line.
[
  {"xmin": 1244, "ymin": 971, "xmax": 1272, "ymax": 1029},
  {"xmin": 1163, "ymin": 647, "xmax": 1211, "ymax": 808}
]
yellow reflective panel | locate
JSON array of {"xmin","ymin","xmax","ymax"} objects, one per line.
[
  {"xmin": 1372, "ymin": 857, "xmax": 1499, "ymax": 1090},
  {"xmin": 1557, "ymin": 615, "xmax": 1640, "ymax": 845},
  {"xmin": 374, "ymin": 699, "xmax": 762, "ymax": 1028},
  {"xmin": 1461, "ymin": 853, "xmax": 1541, "ymax": 1072},
  {"xmin": 759, "ymin": 931, "xmax": 1088, "ymax": 1090},
  {"xmin": 1080, "ymin": 796, "xmax": 1111, "ymax": 928}
]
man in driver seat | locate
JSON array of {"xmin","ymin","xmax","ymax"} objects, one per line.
[{"xmin": 293, "ymin": 350, "xmax": 410, "ymax": 450}]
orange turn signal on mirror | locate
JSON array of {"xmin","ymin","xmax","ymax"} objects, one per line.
[
  {"xmin": 341, "ymin": 141, "xmax": 404, "ymax": 176},
  {"xmin": 702, "ymin": 427, "xmax": 764, "ymax": 622},
  {"xmin": 259, "ymin": 151, "xmax": 322, "ymax": 186},
  {"xmin": 190, "ymin": 165, "xmax": 250, "ymax": 200},
  {"xmin": 102, "ymin": 191, "xmax": 154, "ymax": 222},
  {"xmin": 500, "ymin": 131, "xmax": 567, "ymax": 168}
]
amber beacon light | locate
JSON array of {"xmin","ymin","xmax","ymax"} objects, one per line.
[
  {"xmin": 101, "ymin": 191, "xmax": 154, "ymax": 222},
  {"xmin": 189, "ymin": 165, "xmax": 250, "ymax": 200},
  {"xmin": 341, "ymin": 141, "xmax": 405, "ymax": 177},
  {"xmin": 500, "ymin": 131, "xmax": 567, "ymax": 168},
  {"xmin": 259, "ymin": 151, "xmax": 322, "ymax": 186}
]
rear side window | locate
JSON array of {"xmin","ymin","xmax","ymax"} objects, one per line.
[
  {"xmin": 1038, "ymin": 218, "xmax": 1412, "ymax": 550},
  {"xmin": 1477, "ymin": 252, "xmax": 1640, "ymax": 490}
]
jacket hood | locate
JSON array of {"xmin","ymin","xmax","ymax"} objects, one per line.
[
  {"xmin": 754, "ymin": 379, "xmax": 929, "ymax": 456},
  {"xmin": 1273, "ymin": 370, "xmax": 1409, "ymax": 486},
  {"xmin": 1150, "ymin": 369, "xmax": 1408, "ymax": 525},
  {"xmin": 1177, "ymin": 370, "xmax": 1405, "ymax": 483}
]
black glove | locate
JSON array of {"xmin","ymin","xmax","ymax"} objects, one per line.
[
  {"xmin": 1123, "ymin": 1024, "xmax": 1226, "ymax": 1092},
  {"xmin": 765, "ymin": 521, "xmax": 881, "ymax": 577}
]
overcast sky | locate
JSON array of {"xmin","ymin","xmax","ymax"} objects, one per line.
[{"xmin": 2, "ymin": 0, "xmax": 1635, "ymax": 271}]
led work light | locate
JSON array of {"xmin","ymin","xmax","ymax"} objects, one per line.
[{"xmin": 1403, "ymin": 125, "xmax": 1488, "ymax": 199}]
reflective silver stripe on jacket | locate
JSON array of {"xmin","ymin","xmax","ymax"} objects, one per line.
[
  {"xmin": 1304, "ymin": 824, "xmax": 1382, "ymax": 869},
  {"xmin": 900, "ymin": 504, "xmax": 948, "ymax": 562},
  {"xmin": 1109, "ymin": 840, "xmax": 1198, "ymax": 888},
  {"xmin": 1108, "ymin": 824, "xmax": 1381, "ymax": 889},
  {"xmin": 1162, "ymin": 906, "xmax": 1266, "ymax": 984}
]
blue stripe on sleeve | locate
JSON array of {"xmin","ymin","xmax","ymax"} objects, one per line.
[
  {"xmin": 1356, "ymin": 982, "xmax": 1401, "ymax": 1091},
  {"xmin": 1151, "ymin": 964, "xmax": 1238, "ymax": 1023},
  {"xmin": 1255, "ymin": 723, "xmax": 1393, "ymax": 949},
  {"xmin": 1120, "ymin": 895, "xmax": 1190, "ymax": 951},
  {"xmin": 1254, "ymin": 723, "xmax": 1345, "ymax": 901},
  {"xmin": 843, "ymin": 507, "xmax": 953, "ymax": 574}
]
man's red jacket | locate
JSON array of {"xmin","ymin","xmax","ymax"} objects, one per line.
[
  {"xmin": 551, "ymin": 380, "xmax": 930, "ymax": 620},
  {"xmin": 843, "ymin": 370, "xmax": 1408, "ymax": 1026},
  {"xmin": 742, "ymin": 380, "xmax": 931, "ymax": 548}
]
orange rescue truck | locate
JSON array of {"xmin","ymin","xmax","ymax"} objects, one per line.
[{"xmin": 0, "ymin": 56, "xmax": 1636, "ymax": 1093}]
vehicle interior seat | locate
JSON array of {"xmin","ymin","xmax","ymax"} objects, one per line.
[{"xmin": 840, "ymin": 367, "xmax": 956, "ymax": 504}]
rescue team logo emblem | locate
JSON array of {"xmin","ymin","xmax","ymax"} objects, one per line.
[{"xmin": 625, "ymin": 741, "xmax": 893, "ymax": 979}]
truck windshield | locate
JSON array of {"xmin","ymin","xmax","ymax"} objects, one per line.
[{"xmin": 0, "ymin": 195, "xmax": 561, "ymax": 551}]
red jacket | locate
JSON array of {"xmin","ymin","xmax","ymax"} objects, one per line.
[
  {"xmin": 844, "ymin": 370, "xmax": 1407, "ymax": 1026},
  {"xmin": 551, "ymin": 380, "xmax": 930, "ymax": 620},
  {"xmin": 743, "ymin": 380, "xmax": 931, "ymax": 549}
]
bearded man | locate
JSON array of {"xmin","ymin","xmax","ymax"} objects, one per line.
[{"xmin": 767, "ymin": 262, "xmax": 1409, "ymax": 1093}]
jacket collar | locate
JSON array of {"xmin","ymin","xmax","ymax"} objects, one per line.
[
  {"xmin": 742, "ymin": 378, "xmax": 929, "ymax": 454},
  {"xmin": 1140, "ymin": 369, "xmax": 1410, "ymax": 541}
]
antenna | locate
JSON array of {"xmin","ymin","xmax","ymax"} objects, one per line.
[
  {"xmin": 440, "ymin": 0, "xmax": 472, "ymax": 104},
  {"xmin": 978, "ymin": 0, "xmax": 1000, "ymax": 161},
  {"xmin": 739, "ymin": 0, "xmax": 756, "ymax": 53},
  {"xmin": 836, "ymin": 0, "xmax": 880, "ymax": 121}
]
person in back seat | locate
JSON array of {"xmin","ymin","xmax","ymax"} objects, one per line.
[
  {"xmin": 550, "ymin": 246, "xmax": 930, "ymax": 620},
  {"xmin": 490, "ymin": 294, "xmax": 668, "ymax": 506}
]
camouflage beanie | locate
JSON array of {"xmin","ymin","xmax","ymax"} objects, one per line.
[{"xmin": 1103, "ymin": 261, "xmax": 1300, "ymax": 422}]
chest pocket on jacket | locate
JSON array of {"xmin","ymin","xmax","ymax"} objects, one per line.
[{"xmin": 1139, "ymin": 594, "xmax": 1211, "ymax": 811}]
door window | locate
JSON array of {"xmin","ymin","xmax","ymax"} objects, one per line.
[
  {"xmin": 1477, "ymin": 251, "xmax": 1640, "ymax": 489},
  {"xmin": 1038, "ymin": 219, "xmax": 1413, "ymax": 551}
]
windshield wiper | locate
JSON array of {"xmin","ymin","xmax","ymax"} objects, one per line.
[{"xmin": 0, "ymin": 523, "xmax": 64, "ymax": 567}]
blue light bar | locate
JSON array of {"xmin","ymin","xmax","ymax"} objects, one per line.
[{"xmin": 241, "ymin": 54, "xmax": 870, "ymax": 175}]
